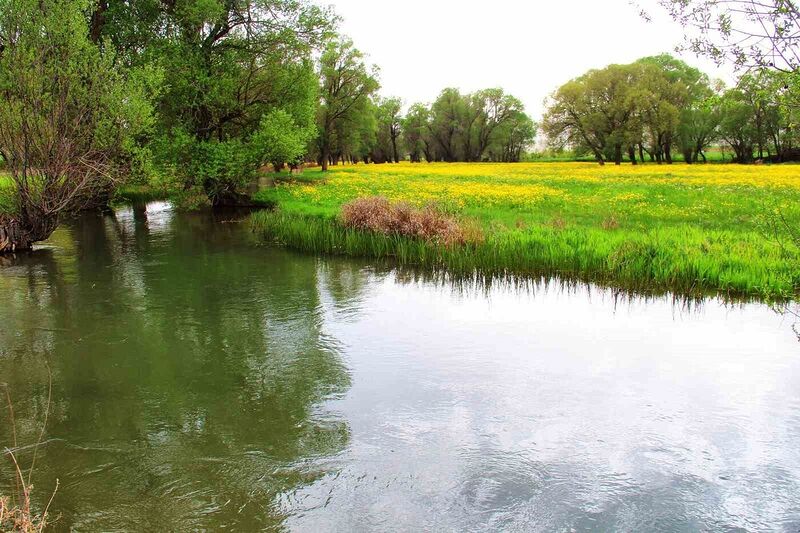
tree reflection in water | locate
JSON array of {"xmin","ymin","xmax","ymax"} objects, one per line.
[{"xmin": 0, "ymin": 205, "xmax": 362, "ymax": 530}]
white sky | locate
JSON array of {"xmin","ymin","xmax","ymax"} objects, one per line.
[{"xmin": 325, "ymin": 0, "xmax": 736, "ymax": 119}]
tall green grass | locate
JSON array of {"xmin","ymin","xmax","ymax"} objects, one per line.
[{"xmin": 251, "ymin": 210, "xmax": 799, "ymax": 300}]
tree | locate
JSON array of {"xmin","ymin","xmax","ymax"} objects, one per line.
[
  {"xmin": 652, "ymin": 0, "xmax": 800, "ymax": 73},
  {"xmin": 428, "ymin": 88, "xmax": 467, "ymax": 162},
  {"xmin": 677, "ymin": 93, "xmax": 722, "ymax": 163},
  {"xmin": 91, "ymin": 0, "xmax": 333, "ymax": 205},
  {"xmin": 487, "ymin": 111, "xmax": 537, "ymax": 162},
  {"xmin": 402, "ymin": 104, "xmax": 430, "ymax": 162},
  {"xmin": 543, "ymin": 56, "xmax": 732, "ymax": 165},
  {"xmin": 632, "ymin": 55, "xmax": 711, "ymax": 163},
  {"xmin": 463, "ymin": 89, "xmax": 526, "ymax": 161},
  {"xmin": 374, "ymin": 97, "xmax": 403, "ymax": 163},
  {"xmin": 652, "ymin": 0, "xmax": 799, "ymax": 114},
  {"xmin": 0, "ymin": 0, "xmax": 157, "ymax": 252},
  {"xmin": 317, "ymin": 38, "xmax": 380, "ymax": 171},
  {"xmin": 719, "ymin": 86, "xmax": 758, "ymax": 162},
  {"xmin": 543, "ymin": 64, "xmax": 639, "ymax": 165},
  {"xmin": 253, "ymin": 110, "xmax": 313, "ymax": 171},
  {"xmin": 716, "ymin": 71, "xmax": 799, "ymax": 162}
]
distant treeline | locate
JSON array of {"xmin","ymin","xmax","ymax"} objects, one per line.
[
  {"xmin": 543, "ymin": 55, "xmax": 799, "ymax": 165},
  {"xmin": 314, "ymin": 85, "xmax": 536, "ymax": 169},
  {"xmin": 316, "ymin": 50, "xmax": 799, "ymax": 168}
]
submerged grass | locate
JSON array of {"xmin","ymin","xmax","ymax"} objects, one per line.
[{"xmin": 252, "ymin": 162, "xmax": 800, "ymax": 300}]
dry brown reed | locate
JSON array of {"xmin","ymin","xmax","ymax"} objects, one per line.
[
  {"xmin": 339, "ymin": 196, "xmax": 473, "ymax": 245},
  {"xmin": 1, "ymin": 364, "xmax": 57, "ymax": 532}
]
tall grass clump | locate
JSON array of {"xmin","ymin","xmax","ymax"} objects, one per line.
[{"xmin": 339, "ymin": 196, "xmax": 473, "ymax": 245}]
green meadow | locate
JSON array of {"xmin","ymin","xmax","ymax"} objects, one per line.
[{"xmin": 252, "ymin": 162, "xmax": 800, "ymax": 300}]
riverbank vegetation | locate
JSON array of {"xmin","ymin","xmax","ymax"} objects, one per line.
[
  {"xmin": 0, "ymin": 0, "xmax": 797, "ymax": 253},
  {"xmin": 253, "ymin": 162, "xmax": 800, "ymax": 299},
  {"xmin": 0, "ymin": 0, "xmax": 157, "ymax": 252}
]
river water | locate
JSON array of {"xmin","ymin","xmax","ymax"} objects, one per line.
[{"xmin": 1, "ymin": 203, "xmax": 799, "ymax": 532}]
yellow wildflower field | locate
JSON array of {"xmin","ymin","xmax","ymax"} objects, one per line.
[
  {"xmin": 254, "ymin": 162, "xmax": 800, "ymax": 298},
  {"xmin": 260, "ymin": 162, "xmax": 800, "ymax": 230}
]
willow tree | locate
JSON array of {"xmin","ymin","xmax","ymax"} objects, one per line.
[
  {"xmin": 0, "ymin": 0, "xmax": 156, "ymax": 252},
  {"xmin": 317, "ymin": 38, "xmax": 380, "ymax": 171},
  {"xmin": 632, "ymin": 56, "xmax": 712, "ymax": 164},
  {"xmin": 374, "ymin": 97, "xmax": 403, "ymax": 163},
  {"xmin": 543, "ymin": 64, "xmax": 639, "ymax": 165},
  {"xmin": 462, "ymin": 89, "xmax": 526, "ymax": 162},
  {"xmin": 402, "ymin": 104, "xmax": 431, "ymax": 162}
]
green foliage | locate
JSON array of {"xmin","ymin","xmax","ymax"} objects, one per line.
[
  {"xmin": 316, "ymin": 37, "xmax": 380, "ymax": 170},
  {"xmin": 0, "ymin": 174, "xmax": 13, "ymax": 215},
  {"xmin": 543, "ymin": 63, "xmax": 642, "ymax": 164},
  {"xmin": 486, "ymin": 110, "xmax": 537, "ymax": 162},
  {"xmin": 400, "ymin": 88, "xmax": 535, "ymax": 163},
  {"xmin": 253, "ymin": 109, "xmax": 315, "ymax": 167},
  {"xmin": 402, "ymin": 104, "xmax": 431, "ymax": 162},
  {"xmin": 0, "ymin": 0, "xmax": 157, "ymax": 242},
  {"xmin": 544, "ymin": 54, "xmax": 799, "ymax": 165},
  {"xmin": 716, "ymin": 70, "xmax": 799, "ymax": 162},
  {"xmin": 654, "ymin": 0, "xmax": 799, "ymax": 73},
  {"xmin": 372, "ymin": 97, "xmax": 403, "ymax": 163},
  {"xmin": 91, "ymin": 0, "xmax": 334, "ymax": 203}
]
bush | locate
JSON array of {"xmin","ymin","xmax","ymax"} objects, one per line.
[{"xmin": 339, "ymin": 196, "xmax": 470, "ymax": 245}]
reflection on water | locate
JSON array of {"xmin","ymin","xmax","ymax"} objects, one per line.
[{"xmin": 1, "ymin": 203, "xmax": 799, "ymax": 531}]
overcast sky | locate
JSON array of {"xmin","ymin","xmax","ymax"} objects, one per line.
[{"xmin": 325, "ymin": 0, "xmax": 735, "ymax": 119}]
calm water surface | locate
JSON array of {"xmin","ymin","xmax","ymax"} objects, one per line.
[{"xmin": 1, "ymin": 203, "xmax": 799, "ymax": 532}]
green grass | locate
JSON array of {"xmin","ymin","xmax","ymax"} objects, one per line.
[
  {"xmin": 115, "ymin": 183, "xmax": 177, "ymax": 204},
  {"xmin": 252, "ymin": 211, "xmax": 798, "ymax": 300},
  {"xmin": 0, "ymin": 173, "xmax": 14, "ymax": 216},
  {"xmin": 251, "ymin": 162, "xmax": 800, "ymax": 300}
]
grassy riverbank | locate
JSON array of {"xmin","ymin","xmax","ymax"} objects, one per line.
[{"xmin": 252, "ymin": 162, "xmax": 800, "ymax": 299}]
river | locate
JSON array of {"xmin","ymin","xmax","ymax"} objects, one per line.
[{"xmin": 1, "ymin": 203, "xmax": 798, "ymax": 531}]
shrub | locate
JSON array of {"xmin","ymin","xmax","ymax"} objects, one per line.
[
  {"xmin": 339, "ymin": 196, "xmax": 469, "ymax": 245},
  {"xmin": 0, "ymin": 493, "xmax": 49, "ymax": 532}
]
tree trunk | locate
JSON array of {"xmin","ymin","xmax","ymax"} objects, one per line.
[
  {"xmin": 0, "ymin": 213, "xmax": 58, "ymax": 253},
  {"xmin": 628, "ymin": 146, "xmax": 637, "ymax": 165},
  {"xmin": 321, "ymin": 147, "xmax": 329, "ymax": 171},
  {"xmin": 594, "ymin": 152, "xmax": 605, "ymax": 164},
  {"xmin": 613, "ymin": 144, "xmax": 623, "ymax": 165},
  {"xmin": 391, "ymin": 137, "xmax": 399, "ymax": 163},
  {"xmin": 89, "ymin": 0, "xmax": 108, "ymax": 43},
  {"xmin": 0, "ymin": 217, "xmax": 33, "ymax": 252}
]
